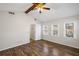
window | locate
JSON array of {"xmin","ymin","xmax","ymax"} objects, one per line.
[
  {"xmin": 51, "ymin": 24, "xmax": 59, "ymax": 36},
  {"xmin": 42, "ymin": 25, "xmax": 49, "ymax": 35},
  {"xmin": 64, "ymin": 22, "xmax": 76, "ymax": 38}
]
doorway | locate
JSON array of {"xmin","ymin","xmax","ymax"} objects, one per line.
[{"xmin": 30, "ymin": 24, "xmax": 41, "ymax": 42}]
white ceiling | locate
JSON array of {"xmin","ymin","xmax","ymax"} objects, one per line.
[
  {"xmin": 0, "ymin": 3, "xmax": 32, "ymax": 11},
  {"xmin": 29, "ymin": 3, "xmax": 79, "ymax": 22},
  {"xmin": 0, "ymin": 3, "xmax": 79, "ymax": 22}
]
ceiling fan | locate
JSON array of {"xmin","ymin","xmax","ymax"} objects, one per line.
[{"xmin": 25, "ymin": 3, "xmax": 50, "ymax": 14}]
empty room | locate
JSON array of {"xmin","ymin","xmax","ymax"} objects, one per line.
[{"xmin": 0, "ymin": 3, "xmax": 79, "ymax": 56}]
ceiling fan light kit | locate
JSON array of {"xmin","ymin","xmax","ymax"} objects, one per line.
[{"xmin": 25, "ymin": 3, "xmax": 50, "ymax": 14}]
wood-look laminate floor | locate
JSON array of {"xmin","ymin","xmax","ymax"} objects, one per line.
[{"xmin": 0, "ymin": 40, "xmax": 79, "ymax": 56}]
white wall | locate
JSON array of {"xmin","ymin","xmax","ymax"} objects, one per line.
[
  {"xmin": 0, "ymin": 11, "xmax": 36, "ymax": 51},
  {"xmin": 41, "ymin": 16, "xmax": 79, "ymax": 49}
]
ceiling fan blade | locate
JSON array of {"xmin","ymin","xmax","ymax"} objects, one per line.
[
  {"xmin": 43, "ymin": 7, "xmax": 50, "ymax": 10},
  {"xmin": 25, "ymin": 3, "xmax": 38, "ymax": 14},
  {"xmin": 41, "ymin": 3, "xmax": 46, "ymax": 5}
]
